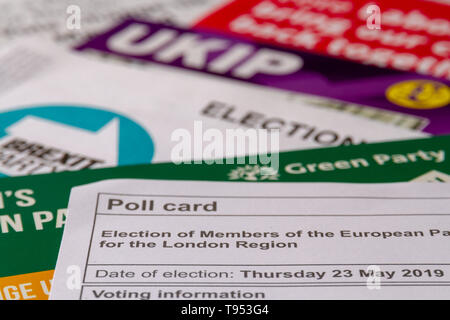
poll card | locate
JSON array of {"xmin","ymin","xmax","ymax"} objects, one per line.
[{"xmin": 51, "ymin": 179, "xmax": 450, "ymax": 300}]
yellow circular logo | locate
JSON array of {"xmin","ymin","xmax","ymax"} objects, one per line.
[{"xmin": 386, "ymin": 80, "xmax": 450, "ymax": 109}]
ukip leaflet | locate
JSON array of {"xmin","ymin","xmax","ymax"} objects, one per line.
[{"xmin": 74, "ymin": 19, "xmax": 450, "ymax": 134}]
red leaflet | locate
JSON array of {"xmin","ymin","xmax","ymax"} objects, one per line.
[{"xmin": 195, "ymin": 0, "xmax": 450, "ymax": 79}]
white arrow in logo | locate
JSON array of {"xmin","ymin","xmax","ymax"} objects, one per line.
[{"xmin": 0, "ymin": 115, "xmax": 119, "ymax": 175}]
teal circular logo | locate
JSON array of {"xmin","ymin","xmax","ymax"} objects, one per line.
[{"xmin": 0, "ymin": 105, "xmax": 154, "ymax": 176}]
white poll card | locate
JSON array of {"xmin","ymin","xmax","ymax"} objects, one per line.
[{"xmin": 51, "ymin": 179, "xmax": 450, "ymax": 300}]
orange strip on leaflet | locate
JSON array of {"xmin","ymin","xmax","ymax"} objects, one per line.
[{"xmin": 0, "ymin": 270, "xmax": 54, "ymax": 300}]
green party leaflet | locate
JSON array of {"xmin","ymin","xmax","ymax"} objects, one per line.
[{"xmin": 1, "ymin": 134, "xmax": 449, "ymax": 300}]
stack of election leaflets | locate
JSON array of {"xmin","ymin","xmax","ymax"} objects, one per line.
[
  {"xmin": 0, "ymin": 135, "xmax": 449, "ymax": 299},
  {"xmin": 0, "ymin": 0, "xmax": 448, "ymax": 302},
  {"xmin": 1, "ymin": 2, "xmax": 448, "ymax": 136},
  {"xmin": 0, "ymin": 37, "xmax": 426, "ymax": 178}
]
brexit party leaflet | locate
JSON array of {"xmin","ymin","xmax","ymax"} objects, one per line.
[
  {"xmin": 51, "ymin": 179, "xmax": 450, "ymax": 300},
  {"xmin": 0, "ymin": 37, "xmax": 424, "ymax": 178},
  {"xmin": 194, "ymin": 0, "xmax": 450, "ymax": 80},
  {"xmin": 75, "ymin": 18, "xmax": 450, "ymax": 134},
  {"xmin": 1, "ymin": 134, "xmax": 449, "ymax": 299}
]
